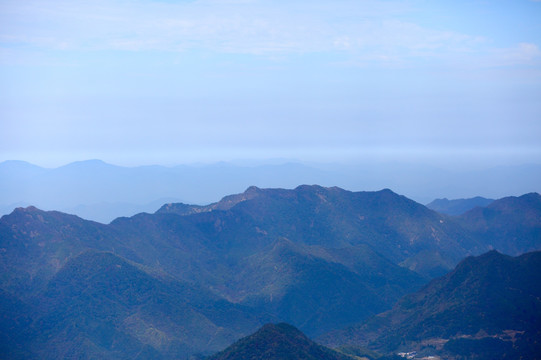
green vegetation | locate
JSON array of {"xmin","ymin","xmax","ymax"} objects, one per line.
[
  {"xmin": 1, "ymin": 186, "xmax": 540, "ymax": 359},
  {"xmin": 458, "ymin": 193, "xmax": 541, "ymax": 255},
  {"xmin": 323, "ymin": 251, "xmax": 541, "ymax": 359},
  {"xmin": 208, "ymin": 323, "xmax": 353, "ymax": 360}
]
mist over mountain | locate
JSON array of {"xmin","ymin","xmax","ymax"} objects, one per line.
[
  {"xmin": 426, "ymin": 197, "xmax": 494, "ymax": 216},
  {"xmin": 1, "ymin": 160, "xmax": 540, "ymax": 223},
  {"xmin": 3, "ymin": 0, "xmax": 541, "ymax": 357}
]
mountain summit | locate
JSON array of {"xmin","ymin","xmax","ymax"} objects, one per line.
[{"xmin": 208, "ymin": 323, "xmax": 352, "ymax": 360}]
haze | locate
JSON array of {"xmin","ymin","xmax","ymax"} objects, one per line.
[{"xmin": 1, "ymin": 0, "xmax": 540, "ymax": 169}]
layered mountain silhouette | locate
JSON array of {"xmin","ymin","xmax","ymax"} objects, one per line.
[
  {"xmin": 1, "ymin": 185, "xmax": 540, "ymax": 359},
  {"xmin": 321, "ymin": 250, "xmax": 541, "ymax": 359},
  {"xmin": 426, "ymin": 196, "xmax": 494, "ymax": 215},
  {"xmin": 2, "ymin": 159, "xmax": 540, "ymax": 222}
]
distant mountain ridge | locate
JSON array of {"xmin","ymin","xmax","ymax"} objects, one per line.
[
  {"xmin": 2, "ymin": 159, "xmax": 540, "ymax": 222},
  {"xmin": 154, "ymin": 185, "xmax": 483, "ymax": 277},
  {"xmin": 155, "ymin": 186, "xmax": 264, "ymax": 216},
  {"xmin": 426, "ymin": 196, "xmax": 494, "ymax": 215}
]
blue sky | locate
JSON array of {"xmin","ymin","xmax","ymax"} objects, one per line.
[{"xmin": 1, "ymin": 0, "xmax": 540, "ymax": 167}]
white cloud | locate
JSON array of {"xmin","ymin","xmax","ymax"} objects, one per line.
[
  {"xmin": 470, "ymin": 42, "xmax": 541, "ymax": 68},
  {"xmin": 0, "ymin": 0, "xmax": 484, "ymax": 61},
  {"xmin": 503, "ymin": 43, "xmax": 541, "ymax": 62}
]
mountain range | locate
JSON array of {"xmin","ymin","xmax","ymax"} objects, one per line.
[
  {"xmin": 1, "ymin": 185, "xmax": 540, "ymax": 359},
  {"xmin": 2, "ymin": 159, "xmax": 540, "ymax": 222}
]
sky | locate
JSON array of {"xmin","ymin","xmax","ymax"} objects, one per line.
[{"xmin": 1, "ymin": 0, "xmax": 540, "ymax": 168}]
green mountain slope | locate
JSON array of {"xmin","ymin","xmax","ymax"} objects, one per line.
[
  {"xmin": 208, "ymin": 323, "xmax": 352, "ymax": 360},
  {"xmin": 458, "ymin": 192, "xmax": 541, "ymax": 255},
  {"xmin": 0, "ymin": 189, "xmax": 428, "ymax": 341},
  {"xmin": 1, "ymin": 186, "xmax": 540, "ymax": 359},
  {"xmin": 155, "ymin": 185, "xmax": 484, "ymax": 277},
  {"xmin": 0, "ymin": 206, "xmax": 121, "ymax": 300},
  {"xmin": 25, "ymin": 251, "xmax": 268, "ymax": 360},
  {"xmin": 233, "ymin": 239, "xmax": 425, "ymax": 336},
  {"xmin": 0, "ymin": 288, "xmax": 33, "ymax": 359},
  {"xmin": 322, "ymin": 250, "xmax": 541, "ymax": 359}
]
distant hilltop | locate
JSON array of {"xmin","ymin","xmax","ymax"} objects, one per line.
[{"xmin": 426, "ymin": 196, "xmax": 494, "ymax": 215}]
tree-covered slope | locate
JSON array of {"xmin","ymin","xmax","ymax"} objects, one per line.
[
  {"xmin": 12, "ymin": 251, "xmax": 268, "ymax": 360},
  {"xmin": 0, "ymin": 206, "xmax": 121, "ymax": 300},
  {"xmin": 156, "ymin": 185, "xmax": 484, "ymax": 277},
  {"xmin": 458, "ymin": 192, "xmax": 541, "ymax": 255},
  {"xmin": 208, "ymin": 323, "xmax": 353, "ymax": 360},
  {"xmin": 322, "ymin": 251, "xmax": 541, "ymax": 359},
  {"xmin": 1, "ymin": 186, "xmax": 540, "ymax": 359}
]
